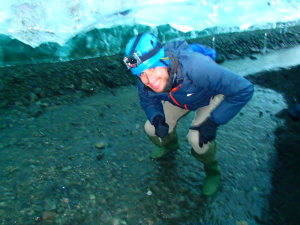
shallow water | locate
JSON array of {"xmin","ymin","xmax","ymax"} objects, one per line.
[{"xmin": 0, "ymin": 78, "xmax": 288, "ymax": 224}]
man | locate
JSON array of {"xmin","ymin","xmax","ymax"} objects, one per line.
[{"xmin": 123, "ymin": 33, "xmax": 254, "ymax": 196}]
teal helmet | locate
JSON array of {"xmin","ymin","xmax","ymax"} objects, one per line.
[{"xmin": 123, "ymin": 33, "xmax": 165, "ymax": 76}]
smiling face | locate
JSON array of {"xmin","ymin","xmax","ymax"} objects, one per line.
[{"xmin": 140, "ymin": 66, "xmax": 169, "ymax": 93}]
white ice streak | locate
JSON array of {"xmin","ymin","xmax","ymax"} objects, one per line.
[{"xmin": 0, "ymin": 0, "xmax": 299, "ymax": 47}]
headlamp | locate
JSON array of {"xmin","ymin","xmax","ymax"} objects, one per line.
[
  {"xmin": 123, "ymin": 52, "xmax": 142, "ymax": 69},
  {"xmin": 123, "ymin": 33, "xmax": 162, "ymax": 73}
]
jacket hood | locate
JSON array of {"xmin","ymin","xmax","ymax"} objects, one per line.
[
  {"xmin": 163, "ymin": 40, "xmax": 191, "ymax": 90},
  {"xmin": 164, "ymin": 40, "xmax": 190, "ymax": 54}
]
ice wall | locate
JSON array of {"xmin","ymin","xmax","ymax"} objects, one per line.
[{"xmin": 0, "ymin": 0, "xmax": 299, "ymax": 67}]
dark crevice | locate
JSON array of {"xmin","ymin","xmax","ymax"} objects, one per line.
[{"xmin": 246, "ymin": 65, "xmax": 300, "ymax": 225}]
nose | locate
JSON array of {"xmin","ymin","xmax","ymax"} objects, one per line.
[
  {"xmin": 147, "ymin": 72, "xmax": 157, "ymax": 85},
  {"xmin": 140, "ymin": 69, "xmax": 155, "ymax": 85}
]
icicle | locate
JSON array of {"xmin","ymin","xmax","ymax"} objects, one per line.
[
  {"xmin": 212, "ymin": 36, "xmax": 216, "ymax": 49},
  {"xmin": 262, "ymin": 32, "xmax": 268, "ymax": 54}
]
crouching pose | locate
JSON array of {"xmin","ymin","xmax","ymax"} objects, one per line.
[{"xmin": 123, "ymin": 33, "xmax": 254, "ymax": 196}]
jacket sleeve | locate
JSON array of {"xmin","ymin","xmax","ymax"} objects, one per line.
[
  {"xmin": 137, "ymin": 79, "xmax": 165, "ymax": 124},
  {"xmin": 186, "ymin": 54, "xmax": 254, "ymax": 125}
]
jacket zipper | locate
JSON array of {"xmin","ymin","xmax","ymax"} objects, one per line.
[{"xmin": 169, "ymin": 84, "xmax": 189, "ymax": 110}]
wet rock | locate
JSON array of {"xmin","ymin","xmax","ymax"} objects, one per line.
[
  {"xmin": 65, "ymin": 83, "xmax": 75, "ymax": 89},
  {"xmin": 28, "ymin": 103, "xmax": 43, "ymax": 117},
  {"xmin": 138, "ymin": 157, "xmax": 144, "ymax": 162},
  {"xmin": 71, "ymin": 121, "xmax": 81, "ymax": 126},
  {"xmin": 34, "ymin": 216, "xmax": 42, "ymax": 222},
  {"xmin": 42, "ymin": 211, "xmax": 56, "ymax": 222},
  {"xmin": 249, "ymin": 55, "xmax": 258, "ymax": 60},
  {"xmin": 81, "ymin": 79, "xmax": 95, "ymax": 93},
  {"xmin": 40, "ymin": 102, "xmax": 49, "ymax": 108},
  {"xmin": 215, "ymin": 55, "xmax": 225, "ymax": 63},
  {"xmin": 113, "ymin": 218, "xmax": 128, "ymax": 225},
  {"xmin": 97, "ymin": 153, "xmax": 105, "ymax": 161},
  {"xmin": 44, "ymin": 199, "xmax": 57, "ymax": 210},
  {"xmin": 250, "ymin": 47, "xmax": 261, "ymax": 53},
  {"xmin": 6, "ymin": 166, "xmax": 19, "ymax": 174},
  {"xmin": 89, "ymin": 194, "xmax": 96, "ymax": 200},
  {"xmin": 68, "ymin": 155, "xmax": 75, "ymax": 160},
  {"xmin": 0, "ymin": 100, "xmax": 8, "ymax": 108},
  {"xmin": 0, "ymin": 209, "xmax": 5, "ymax": 217},
  {"xmin": 62, "ymin": 166, "xmax": 72, "ymax": 172},
  {"xmin": 33, "ymin": 87, "xmax": 45, "ymax": 98},
  {"xmin": 288, "ymin": 96, "xmax": 300, "ymax": 120},
  {"xmin": 226, "ymin": 54, "xmax": 239, "ymax": 60},
  {"xmin": 56, "ymin": 145, "xmax": 65, "ymax": 150},
  {"xmin": 95, "ymin": 142, "xmax": 106, "ymax": 149},
  {"xmin": 0, "ymin": 81, "xmax": 3, "ymax": 91},
  {"xmin": 0, "ymin": 202, "xmax": 6, "ymax": 207},
  {"xmin": 237, "ymin": 221, "xmax": 248, "ymax": 225},
  {"xmin": 0, "ymin": 143, "xmax": 5, "ymax": 149},
  {"xmin": 146, "ymin": 190, "xmax": 153, "ymax": 196},
  {"xmin": 62, "ymin": 197, "xmax": 70, "ymax": 204},
  {"xmin": 85, "ymin": 68, "xmax": 93, "ymax": 74},
  {"xmin": 29, "ymin": 92, "xmax": 38, "ymax": 102},
  {"xmin": 26, "ymin": 209, "xmax": 35, "ymax": 216}
]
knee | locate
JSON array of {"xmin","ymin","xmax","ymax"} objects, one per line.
[
  {"xmin": 144, "ymin": 120, "xmax": 174, "ymax": 137},
  {"xmin": 187, "ymin": 130, "xmax": 209, "ymax": 154},
  {"xmin": 144, "ymin": 120, "xmax": 155, "ymax": 136}
]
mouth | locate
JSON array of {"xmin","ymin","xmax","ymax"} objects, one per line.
[{"xmin": 151, "ymin": 80, "xmax": 161, "ymax": 90}]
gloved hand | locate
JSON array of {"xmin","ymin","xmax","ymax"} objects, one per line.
[
  {"xmin": 153, "ymin": 115, "xmax": 169, "ymax": 138},
  {"xmin": 190, "ymin": 118, "xmax": 218, "ymax": 147}
]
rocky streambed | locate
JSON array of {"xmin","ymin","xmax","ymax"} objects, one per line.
[{"xmin": 0, "ymin": 27, "xmax": 300, "ymax": 225}]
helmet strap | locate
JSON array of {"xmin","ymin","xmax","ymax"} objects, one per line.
[
  {"xmin": 129, "ymin": 33, "xmax": 143, "ymax": 55},
  {"xmin": 129, "ymin": 33, "xmax": 162, "ymax": 63},
  {"xmin": 139, "ymin": 42, "xmax": 162, "ymax": 62}
]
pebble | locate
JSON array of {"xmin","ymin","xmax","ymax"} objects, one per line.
[
  {"xmin": 56, "ymin": 145, "xmax": 65, "ymax": 150},
  {"xmin": 249, "ymin": 47, "xmax": 261, "ymax": 53},
  {"xmin": 44, "ymin": 199, "xmax": 57, "ymax": 210},
  {"xmin": 237, "ymin": 221, "xmax": 248, "ymax": 225},
  {"xmin": 95, "ymin": 142, "xmax": 106, "ymax": 149},
  {"xmin": 138, "ymin": 157, "xmax": 144, "ymax": 162},
  {"xmin": 0, "ymin": 202, "xmax": 6, "ymax": 207},
  {"xmin": 62, "ymin": 166, "xmax": 72, "ymax": 172},
  {"xmin": 97, "ymin": 153, "xmax": 105, "ymax": 161},
  {"xmin": 42, "ymin": 211, "xmax": 56, "ymax": 221},
  {"xmin": 89, "ymin": 194, "xmax": 96, "ymax": 200},
  {"xmin": 85, "ymin": 68, "xmax": 93, "ymax": 74},
  {"xmin": 29, "ymin": 92, "xmax": 38, "ymax": 102},
  {"xmin": 6, "ymin": 166, "xmax": 19, "ymax": 174},
  {"xmin": 33, "ymin": 87, "xmax": 44, "ymax": 97},
  {"xmin": 28, "ymin": 103, "xmax": 43, "ymax": 117},
  {"xmin": 249, "ymin": 55, "xmax": 258, "ymax": 60},
  {"xmin": 112, "ymin": 218, "xmax": 121, "ymax": 225}
]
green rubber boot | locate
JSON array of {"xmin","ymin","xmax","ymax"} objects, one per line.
[
  {"xmin": 148, "ymin": 129, "xmax": 179, "ymax": 159},
  {"xmin": 191, "ymin": 141, "xmax": 221, "ymax": 196}
]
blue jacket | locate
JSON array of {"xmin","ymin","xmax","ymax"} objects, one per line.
[{"xmin": 137, "ymin": 40, "xmax": 254, "ymax": 125}]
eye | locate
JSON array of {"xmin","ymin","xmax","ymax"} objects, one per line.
[{"xmin": 140, "ymin": 72, "xmax": 145, "ymax": 78}]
